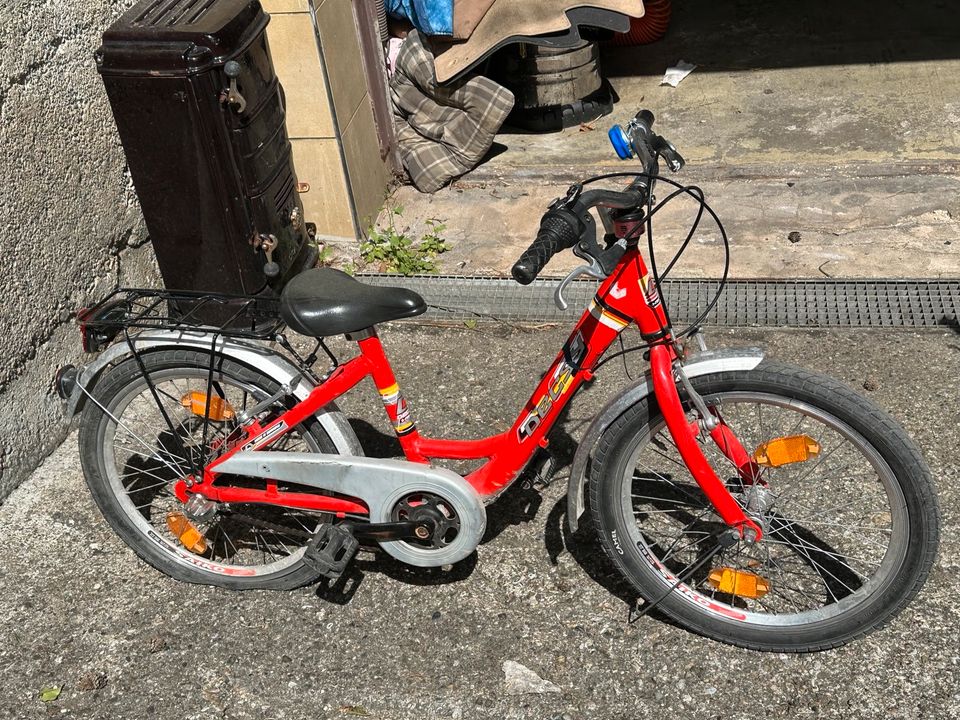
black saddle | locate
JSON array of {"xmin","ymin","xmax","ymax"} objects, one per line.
[{"xmin": 280, "ymin": 268, "xmax": 426, "ymax": 337}]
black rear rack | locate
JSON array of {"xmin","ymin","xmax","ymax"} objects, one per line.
[{"xmin": 80, "ymin": 287, "xmax": 284, "ymax": 341}]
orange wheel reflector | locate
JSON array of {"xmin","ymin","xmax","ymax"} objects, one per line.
[
  {"xmin": 180, "ymin": 391, "xmax": 235, "ymax": 421},
  {"xmin": 166, "ymin": 512, "xmax": 207, "ymax": 555},
  {"xmin": 707, "ymin": 567, "xmax": 770, "ymax": 599},
  {"xmin": 753, "ymin": 434, "xmax": 821, "ymax": 468}
]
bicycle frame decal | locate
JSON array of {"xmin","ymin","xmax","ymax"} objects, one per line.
[
  {"xmin": 240, "ymin": 420, "xmax": 288, "ymax": 451},
  {"xmin": 379, "ymin": 382, "xmax": 416, "ymax": 436},
  {"xmin": 517, "ymin": 330, "xmax": 586, "ymax": 442}
]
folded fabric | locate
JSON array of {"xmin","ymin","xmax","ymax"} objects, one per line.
[
  {"xmin": 386, "ymin": 0, "xmax": 454, "ymax": 36},
  {"xmin": 435, "ymin": 0, "xmax": 645, "ymax": 82},
  {"xmin": 452, "ymin": 0, "xmax": 497, "ymax": 38},
  {"xmin": 391, "ymin": 31, "xmax": 514, "ymax": 193}
]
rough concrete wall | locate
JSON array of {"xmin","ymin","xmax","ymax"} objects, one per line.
[{"xmin": 0, "ymin": 1, "xmax": 159, "ymax": 498}]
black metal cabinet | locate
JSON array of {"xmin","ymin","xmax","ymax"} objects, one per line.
[{"xmin": 97, "ymin": 0, "xmax": 316, "ymax": 298}]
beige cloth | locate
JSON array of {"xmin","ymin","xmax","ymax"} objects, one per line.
[
  {"xmin": 453, "ymin": 0, "xmax": 497, "ymax": 39},
  {"xmin": 435, "ymin": 0, "xmax": 645, "ymax": 82}
]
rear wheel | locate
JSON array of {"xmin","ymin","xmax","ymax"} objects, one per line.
[
  {"xmin": 589, "ymin": 362, "xmax": 939, "ymax": 651},
  {"xmin": 79, "ymin": 349, "xmax": 352, "ymax": 590}
]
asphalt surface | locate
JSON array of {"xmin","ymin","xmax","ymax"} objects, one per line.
[{"xmin": 1, "ymin": 324, "xmax": 958, "ymax": 719}]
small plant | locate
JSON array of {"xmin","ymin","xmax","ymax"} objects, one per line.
[
  {"xmin": 316, "ymin": 243, "xmax": 335, "ymax": 267},
  {"xmin": 360, "ymin": 207, "xmax": 448, "ymax": 275}
]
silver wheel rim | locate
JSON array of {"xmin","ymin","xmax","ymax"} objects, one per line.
[
  {"xmin": 99, "ymin": 366, "xmax": 327, "ymax": 577},
  {"xmin": 618, "ymin": 391, "xmax": 908, "ymax": 626}
]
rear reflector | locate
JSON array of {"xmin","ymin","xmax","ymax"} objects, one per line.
[
  {"xmin": 166, "ymin": 512, "xmax": 207, "ymax": 555},
  {"xmin": 54, "ymin": 365, "xmax": 79, "ymax": 400},
  {"xmin": 180, "ymin": 392, "xmax": 235, "ymax": 422}
]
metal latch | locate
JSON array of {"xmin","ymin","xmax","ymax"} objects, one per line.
[
  {"xmin": 258, "ymin": 233, "xmax": 279, "ymax": 279},
  {"xmin": 223, "ymin": 60, "xmax": 247, "ymax": 114}
]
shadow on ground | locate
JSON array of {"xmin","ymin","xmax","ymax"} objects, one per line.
[{"xmin": 603, "ymin": 0, "xmax": 960, "ymax": 76}]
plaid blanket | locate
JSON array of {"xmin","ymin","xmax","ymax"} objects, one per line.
[{"xmin": 390, "ymin": 31, "xmax": 514, "ymax": 193}]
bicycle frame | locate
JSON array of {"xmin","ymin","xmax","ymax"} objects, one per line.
[{"xmin": 187, "ymin": 246, "xmax": 761, "ymax": 538}]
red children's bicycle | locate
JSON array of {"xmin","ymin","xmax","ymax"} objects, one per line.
[{"xmin": 57, "ymin": 110, "xmax": 939, "ymax": 652}]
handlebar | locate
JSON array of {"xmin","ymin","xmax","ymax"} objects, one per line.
[
  {"xmin": 511, "ymin": 189, "xmax": 644, "ymax": 285},
  {"xmin": 512, "ymin": 207, "xmax": 581, "ymax": 286},
  {"xmin": 511, "ymin": 108, "xmax": 682, "ymax": 286}
]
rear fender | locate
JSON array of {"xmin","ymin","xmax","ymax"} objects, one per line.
[
  {"xmin": 566, "ymin": 347, "xmax": 764, "ymax": 532},
  {"xmin": 64, "ymin": 331, "xmax": 362, "ymax": 456}
]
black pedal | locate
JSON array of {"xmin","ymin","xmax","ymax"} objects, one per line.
[
  {"xmin": 303, "ymin": 524, "xmax": 359, "ymax": 580},
  {"xmin": 523, "ymin": 447, "xmax": 557, "ymax": 490}
]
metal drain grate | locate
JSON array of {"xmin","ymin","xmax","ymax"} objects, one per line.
[{"xmin": 357, "ymin": 275, "xmax": 960, "ymax": 328}]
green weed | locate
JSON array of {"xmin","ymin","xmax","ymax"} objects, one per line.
[{"xmin": 360, "ymin": 208, "xmax": 448, "ymax": 275}]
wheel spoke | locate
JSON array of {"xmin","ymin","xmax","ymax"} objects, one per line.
[
  {"xmin": 97, "ymin": 361, "xmax": 334, "ymax": 579},
  {"xmin": 615, "ymin": 386, "xmax": 909, "ymax": 631}
]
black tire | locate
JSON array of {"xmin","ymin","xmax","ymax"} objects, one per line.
[
  {"xmin": 79, "ymin": 349, "xmax": 341, "ymax": 590},
  {"xmin": 589, "ymin": 361, "xmax": 940, "ymax": 651}
]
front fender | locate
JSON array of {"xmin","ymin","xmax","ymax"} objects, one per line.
[
  {"xmin": 65, "ymin": 331, "xmax": 362, "ymax": 456},
  {"xmin": 566, "ymin": 347, "xmax": 764, "ymax": 532}
]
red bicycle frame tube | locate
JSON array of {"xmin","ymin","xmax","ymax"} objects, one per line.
[{"xmin": 194, "ymin": 246, "xmax": 760, "ymax": 538}]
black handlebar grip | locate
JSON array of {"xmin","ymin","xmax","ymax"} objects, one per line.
[
  {"xmin": 634, "ymin": 109, "xmax": 655, "ymax": 133},
  {"xmin": 511, "ymin": 209, "xmax": 582, "ymax": 285}
]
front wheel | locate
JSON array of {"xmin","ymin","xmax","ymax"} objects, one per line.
[{"xmin": 589, "ymin": 362, "xmax": 940, "ymax": 651}]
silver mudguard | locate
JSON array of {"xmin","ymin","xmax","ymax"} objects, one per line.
[
  {"xmin": 566, "ymin": 347, "xmax": 764, "ymax": 532},
  {"xmin": 64, "ymin": 331, "xmax": 362, "ymax": 457}
]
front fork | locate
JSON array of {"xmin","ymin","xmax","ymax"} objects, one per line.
[{"xmin": 648, "ymin": 343, "xmax": 764, "ymax": 542}]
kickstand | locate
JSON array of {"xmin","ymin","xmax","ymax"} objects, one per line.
[{"xmin": 629, "ymin": 529, "xmax": 738, "ymax": 624}]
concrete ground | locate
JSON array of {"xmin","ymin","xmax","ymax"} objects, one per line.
[
  {"xmin": 1, "ymin": 323, "xmax": 958, "ymax": 719},
  {"xmin": 363, "ymin": 0, "xmax": 960, "ymax": 279}
]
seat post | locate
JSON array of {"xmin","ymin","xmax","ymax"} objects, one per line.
[{"xmin": 344, "ymin": 328, "xmax": 377, "ymax": 342}]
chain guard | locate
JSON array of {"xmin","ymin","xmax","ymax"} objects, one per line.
[{"xmin": 211, "ymin": 452, "xmax": 487, "ymax": 567}]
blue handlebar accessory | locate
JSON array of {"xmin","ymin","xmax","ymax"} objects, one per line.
[{"xmin": 608, "ymin": 124, "xmax": 633, "ymax": 160}]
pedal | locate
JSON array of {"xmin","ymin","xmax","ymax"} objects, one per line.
[
  {"xmin": 523, "ymin": 447, "xmax": 557, "ymax": 490},
  {"xmin": 303, "ymin": 523, "xmax": 359, "ymax": 580}
]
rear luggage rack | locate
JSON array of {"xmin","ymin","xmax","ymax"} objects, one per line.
[{"xmin": 80, "ymin": 288, "xmax": 284, "ymax": 341}]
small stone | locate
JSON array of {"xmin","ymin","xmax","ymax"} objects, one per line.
[
  {"xmin": 863, "ymin": 376, "xmax": 880, "ymax": 391},
  {"xmin": 431, "ymin": 611, "xmax": 441, "ymax": 621},
  {"xmin": 788, "ymin": 231, "xmax": 802, "ymax": 243},
  {"xmin": 502, "ymin": 660, "xmax": 562, "ymax": 695},
  {"xmin": 763, "ymin": 88, "xmax": 774, "ymax": 94},
  {"xmin": 77, "ymin": 671, "xmax": 107, "ymax": 692}
]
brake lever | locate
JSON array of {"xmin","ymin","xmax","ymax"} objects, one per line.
[
  {"xmin": 653, "ymin": 135, "xmax": 685, "ymax": 172},
  {"xmin": 555, "ymin": 247, "xmax": 606, "ymax": 311}
]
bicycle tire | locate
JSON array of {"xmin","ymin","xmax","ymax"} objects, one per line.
[
  {"xmin": 588, "ymin": 361, "xmax": 940, "ymax": 651},
  {"xmin": 79, "ymin": 349, "xmax": 346, "ymax": 590}
]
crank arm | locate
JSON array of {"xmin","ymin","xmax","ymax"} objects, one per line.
[{"xmin": 346, "ymin": 519, "xmax": 435, "ymax": 543}]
